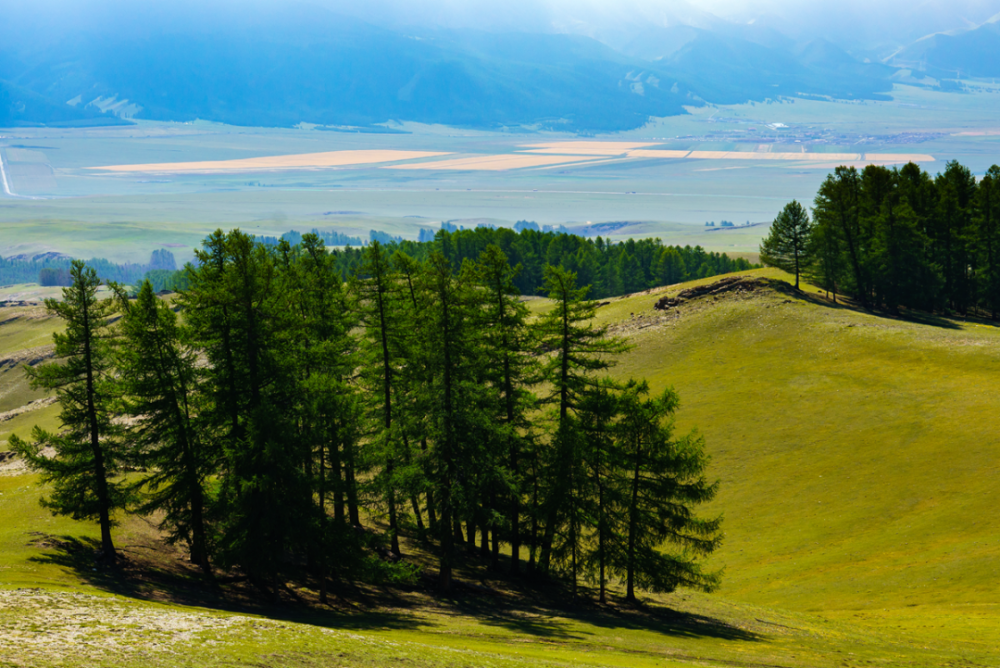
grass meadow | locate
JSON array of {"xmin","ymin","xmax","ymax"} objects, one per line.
[{"xmin": 0, "ymin": 268, "xmax": 998, "ymax": 666}]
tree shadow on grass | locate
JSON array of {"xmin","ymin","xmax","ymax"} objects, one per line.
[
  {"xmin": 774, "ymin": 281, "xmax": 965, "ymax": 330},
  {"xmin": 27, "ymin": 533, "xmax": 759, "ymax": 647},
  {"xmin": 442, "ymin": 590, "xmax": 759, "ymax": 644},
  {"xmin": 26, "ymin": 533, "xmax": 429, "ymax": 634}
]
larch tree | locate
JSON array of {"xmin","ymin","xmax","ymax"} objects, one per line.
[
  {"xmin": 353, "ymin": 240, "xmax": 410, "ymax": 555},
  {"xmin": 612, "ymin": 380, "xmax": 722, "ymax": 603},
  {"xmin": 284, "ymin": 233, "xmax": 360, "ymax": 598},
  {"xmin": 113, "ymin": 280, "xmax": 215, "ymax": 572},
  {"xmin": 10, "ymin": 260, "xmax": 129, "ymax": 561},
  {"xmin": 814, "ymin": 167, "xmax": 869, "ymax": 308},
  {"xmin": 535, "ymin": 265, "xmax": 628, "ymax": 577},
  {"xmin": 188, "ymin": 230, "xmax": 310, "ymax": 589},
  {"xmin": 414, "ymin": 251, "xmax": 487, "ymax": 590},
  {"xmin": 976, "ymin": 166, "xmax": 1000, "ymax": 319},
  {"xmin": 474, "ymin": 244, "xmax": 537, "ymax": 573},
  {"xmin": 759, "ymin": 200, "xmax": 814, "ymax": 290},
  {"xmin": 578, "ymin": 378, "xmax": 623, "ymax": 604}
]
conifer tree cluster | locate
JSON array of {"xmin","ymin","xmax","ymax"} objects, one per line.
[
  {"xmin": 761, "ymin": 161, "xmax": 1000, "ymax": 316},
  {"xmin": 13, "ymin": 234, "xmax": 722, "ymax": 601}
]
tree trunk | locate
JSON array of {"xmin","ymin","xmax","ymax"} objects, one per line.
[
  {"xmin": 410, "ymin": 495, "xmax": 425, "ymax": 533},
  {"xmin": 346, "ymin": 442, "xmax": 360, "ymax": 527},
  {"xmin": 626, "ymin": 435, "xmax": 642, "ymax": 604},
  {"xmin": 480, "ymin": 507, "xmax": 489, "ymax": 558},
  {"xmin": 82, "ymin": 298, "xmax": 116, "ymax": 561}
]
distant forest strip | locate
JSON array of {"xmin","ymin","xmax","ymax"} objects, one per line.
[
  {"xmin": 0, "ymin": 253, "xmax": 161, "ymax": 288},
  {"xmin": 167, "ymin": 228, "xmax": 757, "ymax": 299},
  {"xmin": 761, "ymin": 160, "xmax": 1000, "ymax": 316},
  {"xmin": 1, "ymin": 227, "xmax": 756, "ymax": 300},
  {"xmin": 334, "ymin": 228, "xmax": 757, "ymax": 299}
]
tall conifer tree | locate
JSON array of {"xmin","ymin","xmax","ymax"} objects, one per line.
[
  {"xmin": 976, "ymin": 166, "xmax": 1000, "ymax": 319},
  {"xmin": 474, "ymin": 245, "xmax": 536, "ymax": 573},
  {"xmin": 759, "ymin": 200, "xmax": 814, "ymax": 289},
  {"xmin": 354, "ymin": 240, "xmax": 409, "ymax": 555},
  {"xmin": 415, "ymin": 251, "xmax": 486, "ymax": 590},
  {"xmin": 11, "ymin": 261, "xmax": 128, "ymax": 560},
  {"xmin": 535, "ymin": 266, "xmax": 627, "ymax": 576},
  {"xmin": 612, "ymin": 380, "xmax": 722, "ymax": 602},
  {"xmin": 114, "ymin": 280, "xmax": 214, "ymax": 572},
  {"xmin": 186, "ymin": 231, "xmax": 309, "ymax": 588}
]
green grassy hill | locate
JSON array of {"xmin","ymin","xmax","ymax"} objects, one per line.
[{"xmin": 1, "ymin": 272, "xmax": 998, "ymax": 667}]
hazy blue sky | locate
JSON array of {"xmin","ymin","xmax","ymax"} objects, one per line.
[{"xmin": 3, "ymin": 0, "xmax": 998, "ymax": 51}]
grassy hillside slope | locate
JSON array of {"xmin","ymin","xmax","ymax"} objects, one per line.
[
  {"xmin": 598, "ymin": 270, "xmax": 1000, "ymax": 609},
  {"xmin": 1, "ymin": 273, "xmax": 998, "ymax": 666}
]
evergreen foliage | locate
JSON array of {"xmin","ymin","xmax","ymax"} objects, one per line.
[
  {"xmin": 112, "ymin": 280, "xmax": 215, "ymax": 571},
  {"xmin": 613, "ymin": 381, "xmax": 722, "ymax": 601},
  {"xmin": 10, "ymin": 261, "xmax": 130, "ymax": 560},
  {"xmin": 759, "ymin": 200, "xmax": 813, "ymax": 289},
  {"xmin": 15, "ymin": 230, "xmax": 723, "ymax": 601},
  {"xmin": 329, "ymin": 228, "xmax": 755, "ymax": 299},
  {"xmin": 534, "ymin": 266, "xmax": 629, "ymax": 582},
  {"xmin": 797, "ymin": 160, "xmax": 1000, "ymax": 315}
]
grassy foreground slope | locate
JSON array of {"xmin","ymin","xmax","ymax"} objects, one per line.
[
  {"xmin": 1, "ymin": 273, "xmax": 999, "ymax": 667},
  {"xmin": 598, "ymin": 269, "xmax": 1000, "ymax": 652}
]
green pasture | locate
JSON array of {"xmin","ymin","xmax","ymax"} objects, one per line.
[
  {"xmin": 595, "ymin": 270, "xmax": 1000, "ymax": 612},
  {"xmin": 0, "ymin": 304, "xmax": 61, "ymax": 417}
]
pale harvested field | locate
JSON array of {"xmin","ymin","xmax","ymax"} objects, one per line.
[
  {"xmin": 687, "ymin": 150, "xmax": 851, "ymax": 160},
  {"xmin": 626, "ymin": 149, "xmax": 693, "ymax": 159},
  {"xmin": 521, "ymin": 141, "xmax": 659, "ymax": 151},
  {"xmin": 89, "ymin": 150, "xmax": 451, "ymax": 173},
  {"xmin": 390, "ymin": 153, "xmax": 603, "ymax": 171},
  {"xmin": 522, "ymin": 147, "xmax": 639, "ymax": 156},
  {"xmin": 863, "ymin": 153, "xmax": 936, "ymax": 162}
]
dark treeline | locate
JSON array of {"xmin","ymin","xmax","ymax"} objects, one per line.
[
  {"xmin": 0, "ymin": 254, "xmax": 158, "ymax": 288},
  {"xmin": 761, "ymin": 161, "xmax": 1000, "ymax": 316},
  {"xmin": 331, "ymin": 227, "xmax": 756, "ymax": 300},
  {"xmin": 13, "ymin": 233, "xmax": 722, "ymax": 602},
  {"xmin": 258, "ymin": 228, "xmax": 365, "ymax": 248}
]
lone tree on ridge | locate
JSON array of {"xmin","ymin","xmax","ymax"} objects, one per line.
[{"xmin": 760, "ymin": 200, "xmax": 814, "ymax": 290}]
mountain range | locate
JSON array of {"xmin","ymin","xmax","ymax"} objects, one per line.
[{"xmin": 0, "ymin": 0, "xmax": 997, "ymax": 132}]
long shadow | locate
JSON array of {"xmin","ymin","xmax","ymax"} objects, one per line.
[
  {"xmin": 29, "ymin": 533, "xmax": 757, "ymax": 645},
  {"xmin": 773, "ymin": 280, "xmax": 965, "ymax": 330},
  {"xmin": 27, "ymin": 534, "xmax": 428, "ymax": 633},
  {"xmin": 446, "ymin": 589, "xmax": 758, "ymax": 643}
]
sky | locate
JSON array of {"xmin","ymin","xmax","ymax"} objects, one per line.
[{"xmin": 3, "ymin": 0, "xmax": 999, "ymax": 52}]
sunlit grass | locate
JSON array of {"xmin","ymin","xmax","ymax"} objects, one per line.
[{"xmin": 1, "ymin": 269, "xmax": 999, "ymax": 666}]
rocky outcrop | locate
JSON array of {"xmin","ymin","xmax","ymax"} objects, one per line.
[{"xmin": 654, "ymin": 276, "xmax": 772, "ymax": 311}]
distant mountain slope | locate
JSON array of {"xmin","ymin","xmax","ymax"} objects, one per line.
[
  {"xmin": 0, "ymin": 2, "xmax": 898, "ymax": 131},
  {"xmin": 891, "ymin": 20, "xmax": 1000, "ymax": 79},
  {"xmin": 2, "ymin": 6, "xmax": 690, "ymax": 132},
  {"xmin": 0, "ymin": 80, "xmax": 128, "ymax": 128},
  {"xmin": 654, "ymin": 32, "xmax": 894, "ymax": 103}
]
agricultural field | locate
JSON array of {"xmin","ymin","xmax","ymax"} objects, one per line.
[
  {"xmin": 0, "ymin": 269, "xmax": 998, "ymax": 667},
  {"xmin": 3, "ymin": 83, "xmax": 1000, "ymax": 266}
]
